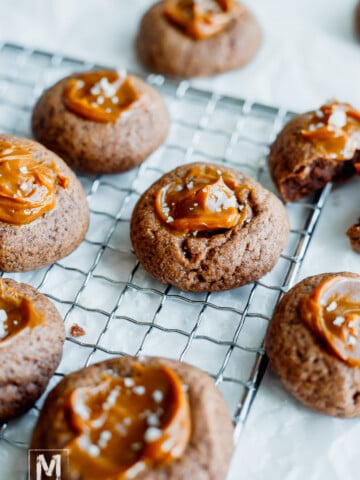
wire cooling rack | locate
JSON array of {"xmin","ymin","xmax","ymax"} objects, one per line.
[{"xmin": 0, "ymin": 42, "xmax": 331, "ymax": 477}]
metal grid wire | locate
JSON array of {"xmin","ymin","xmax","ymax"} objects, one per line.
[{"xmin": 0, "ymin": 42, "xmax": 331, "ymax": 473}]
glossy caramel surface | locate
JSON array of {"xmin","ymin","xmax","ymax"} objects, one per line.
[
  {"xmin": 301, "ymin": 101, "xmax": 360, "ymax": 160},
  {"xmin": 164, "ymin": 0, "xmax": 243, "ymax": 40},
  {"xmin": 64, "ymin": 71, "xmax": 140, "ymax": 123},
  {"xmin": 0, "ymin": 280, "xmax": 44, "ymax": 344},
  {"xmin": 301, "ymin": 275, "xmax": 360, "ymax": 366},
  {"xmin": 65, "ymin": 364, "xmax": 191, "ymax": 479},
  {"xmin": 0, "ymin": 140, "xmax": 68, "ymax": 225},
  {"xmin": 154, "ymin": 165, "xmax": 253, "ymax": 235}
]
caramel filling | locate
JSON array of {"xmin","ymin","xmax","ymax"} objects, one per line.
[
  {"xmin": 154, "ymin": 165, "xmax": 253, "ymax": 235},
  {"xmin": 0, "ymin": 140, "xmax": 69, "ymax": 225},
  {"xmin": 164, "ymin": 0, "xmax": 243, "ymax": 40},
  {"xmin": 64, "ymin": 71, "xmax": 141, "ymax": 123},
  {"xmin": 0, "ymin": 280, "xmax": 44, "ymax": 344},
  {"xmin": 65, "ymin": 364, "xmax": 191, "ymax": 479},
  {"xmin": 301, "ymin": 101, "xmax": 360, "ymax": 161},
  {"xmin": 300, "ymin": 275, "xmax": 360, "ymax": 366}
]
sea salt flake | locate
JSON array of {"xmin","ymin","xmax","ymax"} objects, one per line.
[
  {"xmin": 98, "ymin": 430, "xmax": 112, "ymax": 449},
  {"xmin": 90, "ymin": 85, "xmax": 101, "ymax": 95},
  {"xmin": 144, "ymin": 427, "xmax": 162, "ymax": 443},
  {"xmin": 124, "ymin": 378, "xmax": 135, "ymax": 388},
  {"xmin": 73, "ymin": 401, "xmax": 90, "ymax": 420},
  {"xmin": 2, "ymin": 148, "xmax": 13, "ymax": 155},
  {"xmin": 88, "ymin": 444, "xmax": 100, "ymax": 457},
  {"xmin": 112, "ymin": 96, "xmax": 119, "ymax": 104},
  {"xmin": 96, "ymin": 95, "xmax": 104, "ymax": 105},
  {"xmin": 103, "ymin": 387, "xmax": 120, "ymax": 410},
  {"xmin": 187, "ymin": 181, "xmax": 194, "ymax": 190},
  {"xmin": 133, "ymin": 386, "xmax": 146, "ymax": 395},
  {"xmin": 19, "ymin": 166, "xmax": 28, "ymax": 174},
  {"xmin": 347, "ymin": 334, "xmax": 357, "ymax": 346},
  {"xmin": 333, "ymin": 316, "xmax": 345, "ymax": 327},
  {"xmin": 99, "ymin": 77, "xmax": 118, "ymax": 98},
  {"xmin": 326, "ymin": 301, "xmax": 337, "ymax": 312},
  {"xmin": 328, "ymin": 109, "xmax": 347, "ymax": 128},
  {"xmin": 0, "ymin": 310, "xmax": 7, "ymax": 322},
  {"xmin": 126, "ymin": 462, "xmax": 146, "ymax": 479},
  {"xmin": 20, "ymin": 182, "xmax": 32, "ymax": 193},
  {"xmin": 152, "ymin": 390, "xmax": 163, "ymax": 403},
  {"xmin": 147, "ymin": 413, "xmax": 160, "ymax": 427}
]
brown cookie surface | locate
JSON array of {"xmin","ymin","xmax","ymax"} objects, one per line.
[
  {"xmin": 30, "ymin": 356, "xmax": 234, "ymax": 480},
  {"xmin": 0, "ymin": 134, "xmax": 89, "ymax": 272},
  {"xmin": 130, "ymin": 162, "xmax": 289, "ymax": 292},
  {"xmin": 32, "ymin": 73, "xmax": 169, "ymax": 174},
  {"xmin": 266, "ymin": 272, "xmax": 360, "ymax": 418},
  {"xmin": 347, "ymin": 219, "xmax": 360, "ymax": 253},
  {"xmin": 0, "ymin": 278, "xmax": 65, "ymax": 421},
  {"xmin": 269, "ymin": 113, "xmax": 357, "ymax": 202},
  {"xmin": 136, "ymin": 1, "xmax": 261, "ymax": 78}
]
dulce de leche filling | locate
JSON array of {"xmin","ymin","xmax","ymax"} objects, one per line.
[
  {"xmin": 0, "ymin": 280, "xmax": 44, "ymax": 344},
  {"xmin": 154, "ymin": 165, "xmax": 253, "ymax": 235},
  {"xmin": 300, "ymin": 275, "xmax": 360, "ymax": 366},
  {"xmin": 64, "ymin": 71, "xmax": 141, "ymax": 123},
  {"xmin": 164, "ymin": 0, "xmax": 243, "ymax": 40},
  {"xmin": 0, "ymin": 140, "xmax": 68, "ymax": 225},
  {"xmin": 65, "ymin": 364, "xmax": 191, "ymax": 479},
  {"xmin": 301, "ymin": 101, "xmax": 360, "ymax": 161}
]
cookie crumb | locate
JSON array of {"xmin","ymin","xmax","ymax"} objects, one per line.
[{"xmin": 70, "ymin": 323, "xmax": 86, "ymax": 337}]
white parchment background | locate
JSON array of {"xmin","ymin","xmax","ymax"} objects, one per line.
[{"xmin": 0, "ymin": 1, "xmax": 360, "ymax": 479}]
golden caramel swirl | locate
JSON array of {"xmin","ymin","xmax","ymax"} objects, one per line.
[
  {"xmin": 64, "ymin": 364, "xmax": 191, "ymax": 479},
  {"xmin": 300, "ymin": 275, "xmax": 360, "ymax": 366},
  {"xmin": 0, "ymin": 280, "xmax": 44, "ymax": 345},
  {"xmin": 301, "ymin": 101, "xmax": 360, "ymax": 160},
  {"xmin": 164, "ymin": 0, "xmax": 243, "ymax": 40},
  {"xmin": 0, "ymin": 140, "xmax": 68, "ymax": 225},
  {"xmin": 64, "ymin": 71, "xmax": 141, "ymax": 123},
  {"xmin": 155, "ymin": 165, "xmax": 252, "ymax": 235}
]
